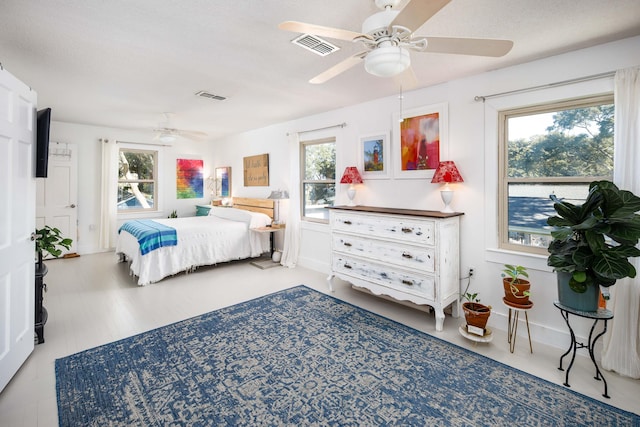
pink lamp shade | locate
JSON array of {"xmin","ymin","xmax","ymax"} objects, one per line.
[
  {"xmin": 431, "ymin": 161, "xmax": 464, "ymax": 184},
  {"xmin": 340, "ymin": 167, "xmax": 363, "ymax": 184},
  {"xmin": 340, "ymin": 167, "xmax": 363, "ymax": 206},
  {"xmin": 431, "ymin": 161, "xmax": 463, "ymax": 213}
]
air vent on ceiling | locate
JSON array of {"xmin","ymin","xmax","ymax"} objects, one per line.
[
  {"xmin": 291, "ymin": 34, "xmax": 340, "ymax": 56},
  {"xmin": 195, "ymin": 90, "xmax": 227, "ymax": 101}
]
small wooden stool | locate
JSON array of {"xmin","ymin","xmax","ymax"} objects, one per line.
[{"xmin": 504, "ymin": 299, "xmax": 533, "ymax": 353}]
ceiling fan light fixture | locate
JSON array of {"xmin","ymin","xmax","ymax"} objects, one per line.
[
  {"xmin": 159, "ymin": 132, "xmax": 176, "ymax": 143},
  {"xmin": 364, "ymin": 46, "xmax": 410, "ymax": 77}
]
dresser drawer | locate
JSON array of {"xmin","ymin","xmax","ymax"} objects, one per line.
[
  {"xmin": 332, "ymin": 212, "xmax": 434, "ymax": 245},
  {"xmin": 332, "ymin": 254, "xmax": 435, "ymax": 299},
  {"xmin": 332, "ymin": 233, "xmax": 435, "ymax": 272}
]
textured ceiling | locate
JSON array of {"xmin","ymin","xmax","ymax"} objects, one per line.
[{"xmin": 1, "ymin": 0, "xmax": 639, "ymax": 141}]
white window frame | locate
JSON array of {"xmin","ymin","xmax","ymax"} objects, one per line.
[
  {"xmin": 300, "ymin": 137, "xmax": 336, "ymax": 224},
  {"xmin": 498, "ymin": 94, "xmax": 614, "ymax": 255}
]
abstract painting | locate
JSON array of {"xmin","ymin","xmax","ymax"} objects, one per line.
[
  {"xmin": 393, "ymin": 103, "xmax": 448, "ymax": 179},
  {"xmin": 176, "ymin": 158, "xmax": 203, "ymax": 199}
]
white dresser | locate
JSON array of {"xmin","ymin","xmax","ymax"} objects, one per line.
[{"xmin": 328, "ymin": 206, "xmax": 462, "ymax": 331}]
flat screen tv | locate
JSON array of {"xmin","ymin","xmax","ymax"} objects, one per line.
[{"xmin": 35, "ymin": 107, "xmax": 51, "ymax": 178}]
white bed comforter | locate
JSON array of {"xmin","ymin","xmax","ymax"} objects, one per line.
[{"xmin": 116, "ymin": 208, "xmax": 271, "ymax": 285}]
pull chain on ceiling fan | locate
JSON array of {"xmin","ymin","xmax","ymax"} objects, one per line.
[{"xmin": 279, "ymin": 0, "xmax": 513, "ymax": 84}]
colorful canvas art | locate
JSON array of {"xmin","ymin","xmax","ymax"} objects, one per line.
[
  {"xmin": 176, "ymin": 159, "xmax": 204, "ymax": 199},
  {"xmin": 400, "ymin": 111, "xmax": 441, "ymax": 171}
]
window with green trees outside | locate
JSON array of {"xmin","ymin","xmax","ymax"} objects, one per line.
[
  {"xmin": 301, "ymin": 137, "xmax": 336, "ymax": 223},
  {"xmin": 118, "ymin": 148, "xmax": 158, "ymax": 212},
  {"xmin": 499, "ymin": 94, "xmax": 614, "ymax": 254}
]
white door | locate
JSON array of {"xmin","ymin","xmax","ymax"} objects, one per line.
[
  {"xmin": 0, "ymin": 68, "xmax": 37, "ymax": 392},
  {"xmin": 36, "ymin": 142, "xmax": 78, "ymax": 255}
]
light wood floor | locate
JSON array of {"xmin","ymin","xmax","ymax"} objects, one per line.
[{"xmin": 1, "ymin": 252, "xmax": 638, "ymax": 425}]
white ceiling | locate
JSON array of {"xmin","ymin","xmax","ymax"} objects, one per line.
[{"xmin": 2, "ymin": 0, "xmax": 640, "ymax": 141}]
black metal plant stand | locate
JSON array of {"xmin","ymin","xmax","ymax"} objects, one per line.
[
  {"xmin": 35, "ymin": 263, "xmax": 48, "ymax": 344},
  {"xmin": 554, "ymin": 300, "xmax": 613, "ymax": 398}
]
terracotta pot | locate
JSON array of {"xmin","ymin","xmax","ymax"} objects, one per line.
[
  {"xmin": 503, "ymin": 278, "xmax": 530, "ymax": 305},
  {"xmin": 462, "ymin": 302, "xmax": 491, "ymax": 330}
]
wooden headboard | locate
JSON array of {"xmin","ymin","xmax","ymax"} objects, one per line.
[{"xmin": 232, "ymin": 197, "xmax": 274, "ymax": 220}]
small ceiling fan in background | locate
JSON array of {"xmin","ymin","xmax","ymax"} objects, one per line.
[
  {"xmin": 153, "ymin": 112, "xmax": 208, "ymax": 142},
  {"xmin": 279, "ymin": 0, "xmax": 514, "ymax": 84}
]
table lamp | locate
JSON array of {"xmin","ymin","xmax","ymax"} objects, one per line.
[
  {"xmin": 340, "ymin": 167, "xmax": 363, "ymax": 206},
  {"xmin": 431, "ymin": 161, "xmax": 463, "ymax": 213},
  {"xmin": 267, "ymin": 189, "xmax": 289, "ymax": 225}
]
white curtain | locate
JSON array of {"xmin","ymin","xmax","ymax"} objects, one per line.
[
  {"xmin": 281, "ymin": 132, "xmax": 301, "ymax": 267},
  {"xmin": 99, "ymin": 139, "xmax": 118, "ymax": 250},
  {"xmin": 601, "ymin": 66, "xmax": 640, "ymax": 378}
]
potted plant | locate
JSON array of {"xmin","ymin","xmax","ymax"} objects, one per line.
[
  {"xmin": 501, "ymin": 264, "xmax": 531, "ymax": 307},
  {"xmin": 462, "ymin": 292, "xmax": 491, "ymax": 334},
  {"xmin": 35, "ymin": 225, "xmax": 73, "ymax": 269},
  {"xmin": 547, "ymin": 180, "xmax": 640, "ymax": 311}
]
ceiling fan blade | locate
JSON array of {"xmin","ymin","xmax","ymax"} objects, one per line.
[
  {"xmin": 278, "ymin": 21, "xmax": 370, "ymax": 42},
  {"xmin": 391, "ymin": 0, "xmax": 451, "ymax": 32},
  {"xmin": 393, "ymin": 66, "xmax": 420, "ymax": 91},
  {"xmin": 309, "ymin": 51, "xmax": 368, "ymax": 84},
  {"xmin": 422, "ymin": 37, "xmax": 514, "ymax": 57},
  {"xmin": 180, "ymin": 130, "xmax": 208, "ymax": 139}
]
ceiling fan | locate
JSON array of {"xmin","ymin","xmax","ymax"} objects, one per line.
[
  {"xmin": 153, "ymin": 113, "xmax": 208, "ymax": 142},
  {"xmin": 279, "ymin": 0, "xmax": 513, "ymax": 84}
]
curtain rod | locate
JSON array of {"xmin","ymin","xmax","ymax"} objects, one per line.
[
  {"xmin": 288, "ymin": 122, "xmax": 347, "ymax": 136},
  {"xmin": 115, "ymin": 139, "xmax": 172, "ymax": 147},
  {"xmin": 474, "ymin": 71, "xmax": 616, "ymax": 102}
]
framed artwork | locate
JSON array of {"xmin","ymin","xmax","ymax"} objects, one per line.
[
  {"xmin": 176, "ymin": 158, "xmax": 203, "ymax": 199},
  {"xmin": 358, "ymin": 132, "xmax": 390, "ymax": 179},
  {"xmin": 243, "ymin": 153, "xmax": 269, "ymax": 187},
  {"xmin": 393, "ymin": 102, "xmax": 448, "ymax": 179},
  {"xmin": 215, "ymin": 166, "xmax": 231, "ymax": 198}
]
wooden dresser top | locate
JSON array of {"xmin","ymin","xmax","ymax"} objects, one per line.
[{"xmin": 329, "ymin": 205, "xmax": 464, "ymax": 218}]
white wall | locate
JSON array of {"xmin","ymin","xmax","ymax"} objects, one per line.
[
  {"xmin": 48, "ymin": 35, "xmax": 640, "ymax": 349},
  {"xmin": 210, "ymin": 35, "xmax": 640, "ymax": 349}
]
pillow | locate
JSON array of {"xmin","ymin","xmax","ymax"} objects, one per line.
[
  {"xmin": 209, "ymin": 207, "xmax": 253, "ymax": 225},
  {"xmin": 248, "ymin": 211, "xmax": 272, "ymax": 229}
]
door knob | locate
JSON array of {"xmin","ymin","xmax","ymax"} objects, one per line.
[{"xmin": 67, "ymin": 204, "xmax": 76, "ymax": 208}]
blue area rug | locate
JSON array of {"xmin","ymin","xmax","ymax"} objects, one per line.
[{"xmin": 56, "ymin": 286, "xmax": 639, "ymax": 426}]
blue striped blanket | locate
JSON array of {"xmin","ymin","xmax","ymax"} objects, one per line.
[{"xmin": 118, "ymin": 220, "xmax": 177, "ymax": 255}]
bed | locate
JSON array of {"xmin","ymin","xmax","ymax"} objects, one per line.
[{"xmin": 116, "ymin": 198, "xmax": 274, "ymax": 285}]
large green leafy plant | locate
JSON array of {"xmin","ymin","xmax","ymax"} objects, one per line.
[{"xmin": 547, "ymin": 180, "xmax": 640, "ymax": 292}]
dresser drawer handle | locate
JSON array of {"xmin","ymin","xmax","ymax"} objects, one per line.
[
  {"xmin": 343, "ymin": 263, "xmax": 352, "ymax": 269},
  {"xmin": 343, "ymin": 220, "xmax": 352, "ymax": 225},
  {"xmin": 343, "ymin": 242, "xmax": 352, "ymax": 247},
  {"xmin": 401, "ymin": 227, "xmax": 413, "ymax": 233},
  {"xmin": 402, "ymin": 279, "xmax": 414, "ymax": 286},
  {"xmin": 402, "ymin": 252, "xmax": 413, "ymax": 259}
]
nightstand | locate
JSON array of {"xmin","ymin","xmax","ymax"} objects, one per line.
[{"xmin": 250, "ymin": 225, "xmax": 285, "ymax": 269}]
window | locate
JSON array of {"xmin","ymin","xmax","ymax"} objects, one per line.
[
  {"xmin": 301, "ymin": 137, "xmax": 336, "ymax": 222},
  {"xmin": 499, "ymin": 95, "xmax": 614, "ymax": 254},
  {"xmin": 118, "ymin": 148, "xmax": 158, "ymax": 212}
]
